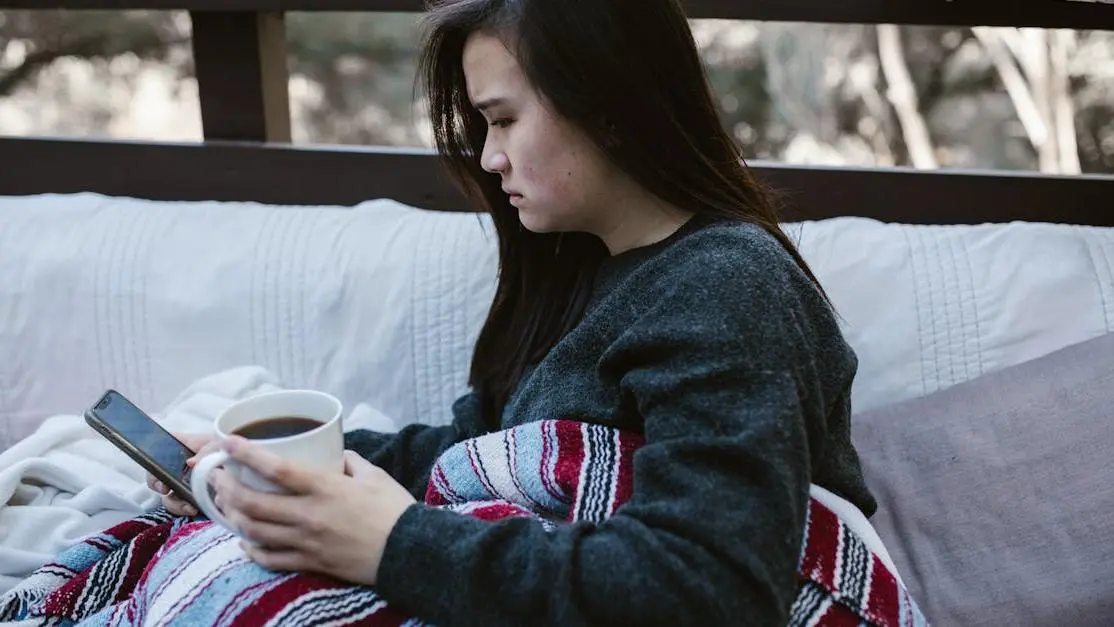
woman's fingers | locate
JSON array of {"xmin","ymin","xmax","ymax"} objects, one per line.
[
  {"xmin": 343, "ymin": 450, "xmax": 385, "ymax": 482},
  {"xmin": 146, "ymin": 472, "xmax": 190, "ymax": 516},
  {"xmin": 186, "ymin": 438, "xmax": 223, "ymax": 468},
  {"xmin": 149, "ymin": 477, "xmax": 199, "ymax": 516},
  {"xmin": 147, "ymin": 473, "xmax": 167, "ymax": 493},
  {"xmin": 214, "ymin": 469, "xmax": 302, "ymax": 525},
  {"xmin": 141, "ymin": 432, "xmax": 212, "ymax": 518},
  {"xmin": 164, "ymin": 493, "xmax": 198, "ymax": 517},
  {"xmin": 223, "ymin": 437, "xmax": 317, "ymax": 495},
  {"xmin": 146, "ymin": 470, "xmax": 194, "ymax": 515}
]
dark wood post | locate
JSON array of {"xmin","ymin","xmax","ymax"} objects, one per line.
[{"xmin": 189, "ymin": 10, "xmax": 292, "ymax": 142}]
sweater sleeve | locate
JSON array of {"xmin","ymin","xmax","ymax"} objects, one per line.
[
  {"xmin": 375, "ymin": 243, "xmax": 839, "ymax": 626},
  {"xmin": 344, "ymin": 392, "xmax": 489, "ymax": 498}
]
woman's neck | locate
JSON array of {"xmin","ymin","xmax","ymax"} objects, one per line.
[{"xmin": 593, "ymin": 191, "xmax": 694, "ymax": 255}]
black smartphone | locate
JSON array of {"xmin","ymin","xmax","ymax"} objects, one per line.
[{"xmin": 84, "ymin": 389, "xmax": 200, "ymax": 510}]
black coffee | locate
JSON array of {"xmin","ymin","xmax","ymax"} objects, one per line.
[{"xmin": 232, "ymin": 416, "xmax": 324, "ymax": 439}]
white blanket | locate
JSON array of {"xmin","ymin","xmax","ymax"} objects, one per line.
[{"xmin": 0, "ymin": 366, "xmax": 397, "ymax": 594}]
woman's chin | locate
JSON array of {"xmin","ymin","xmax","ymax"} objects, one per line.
[{"xmin": 517, "ymin": 210, "xmax": 559, "ymax": 234}]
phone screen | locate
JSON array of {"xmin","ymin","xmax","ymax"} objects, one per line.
[{"xmin": 91, "ymin": 390, "xmax": 194, "ymax": 486}]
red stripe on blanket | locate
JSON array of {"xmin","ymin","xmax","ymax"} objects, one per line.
[
  {"xmin": 468, "ymin": 502, "xmax": 535, "ymax": 521},
  {"xmin": 863, "ymin": 554, "xmax": 902, "ymax": 625},
  {"xmin": 103, "ymin": 517, "xmax": 164, "ymax": 544},
  {"xmin": 799, "ymin": 501, "xmax": 840, "ymax": 591},
  {"xmin": 818, "ymin": 600, "xmax": 867, "ymax": 626},
  {"xmin": 425, "ymin": 465, "xmax": 451, "ymax": 507},
  {"xmin": 552, "ymin": 421, "xmax": 586, "ymax": 503}
]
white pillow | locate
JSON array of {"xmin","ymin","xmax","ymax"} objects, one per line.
[
  {"xmin": 0, "ymin": 193, "xmax": 498, "ymax": 449},
  {"xmin": 791, "ymin": 217, "xmax": 1114, "ymax": 413}
]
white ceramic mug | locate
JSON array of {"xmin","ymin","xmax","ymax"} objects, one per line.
[{"xmin": 190, "ymin": 389, "xmax": 344, "ymax": 534}]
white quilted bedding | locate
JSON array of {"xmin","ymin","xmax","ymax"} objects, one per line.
[
  {"xmin": 1, "ymin": 193, "xmax": 1111, "ymax": 451},
  {"xmin": 792, "ymin": 217, "xmax": 1114, "ymax": 412},
  {"xmin": 0, "ymin": 194, "xmax": 498, "ymax": 449}
]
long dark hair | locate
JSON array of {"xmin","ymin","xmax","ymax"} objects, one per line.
[{"xmin": 417, "ymin": 0, "xmax": 829, "ymax": 421}]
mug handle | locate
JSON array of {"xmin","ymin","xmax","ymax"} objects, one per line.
[{"xmin": 190, "ymin": 451, "xmax": 237, "ymax": 533}]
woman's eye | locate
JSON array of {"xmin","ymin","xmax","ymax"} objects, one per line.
[{"xmin": 489, "ymin": 119, "xmax": 513, "ymax": 129}]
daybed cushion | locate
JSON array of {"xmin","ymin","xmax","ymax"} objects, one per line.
[
  {"xmin": 852, "ymin": 331, "xmax": 1114, "ymax": 626},
  {"xmin": 1, "ymin": 194, "xmax": 1113, "ymax": 451}
]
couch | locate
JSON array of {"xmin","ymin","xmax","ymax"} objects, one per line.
[{"xmin": 1, "ymin": 191, "xmax": 1111, "ymax": 624}]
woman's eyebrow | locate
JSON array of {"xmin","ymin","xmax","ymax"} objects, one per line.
[{"xmin": 473, "ymin": 97, "xmax": 506, "ymax": 111}]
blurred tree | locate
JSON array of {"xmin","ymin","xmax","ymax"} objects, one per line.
[
  {"xmin": 284, "ymin": 11, "xmax": 423, "ymax": 145},
  {"xmin": 972, "ymin": 26, "xmax": 1081, "ymax": 173},
  {"xmin": 0, "ymin": 10, "xmax": 187, "ymax": 97},
  {"xmin": 692, "ymin": 20, "xmax": 775, "ymax": 159}
]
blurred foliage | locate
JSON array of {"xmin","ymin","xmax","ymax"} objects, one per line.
[
  {"xmin": 1, "ymin": 9, "xmax": 1112, "ymax": 174},
  {"xmin": 284, "ymin": 12, "xmax": 423, "ymax": 145},
  {"xmin": 0, "ymin": 10, "xmax": 186, "ymax": 96}
]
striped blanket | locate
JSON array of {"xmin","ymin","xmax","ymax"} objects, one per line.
[{"xmin": 0, "ymin": 420, "xmax": 928, "ymax": 626}]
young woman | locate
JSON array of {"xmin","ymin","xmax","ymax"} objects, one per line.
[{"xmin": 127, "ymin": 0, "xmax": 902, "ymax": 624}]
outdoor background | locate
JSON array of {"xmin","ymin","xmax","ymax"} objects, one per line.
[{"xmin": 1, "ymin": 9, "xmax": 1112, "ymax": 175}]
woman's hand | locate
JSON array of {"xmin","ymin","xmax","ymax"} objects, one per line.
[
  {"xmin": 210, "ymin": 436, "xmax": 418, "ymax": 586},
  {"xmin": 146, "ymin": 432, "xmax": 218, "ymax": 517}
]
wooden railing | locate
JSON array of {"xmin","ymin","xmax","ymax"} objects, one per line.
[{"xmin": 2, "ymin": 1, "xmax": 1112, "ymax": 225}]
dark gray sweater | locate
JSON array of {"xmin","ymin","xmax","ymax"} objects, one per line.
[{"xmin": 344, "ymin": 215, "xmax": 877, "ymax": 626}]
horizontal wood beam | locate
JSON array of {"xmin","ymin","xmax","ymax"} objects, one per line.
[
  {"xmin": 3, "ymin": 137, "xmax": 1111, "ymax": 226},
  {"xmin": 2, "ymin": 0, "xmax": 1112, "ymax": 30}
]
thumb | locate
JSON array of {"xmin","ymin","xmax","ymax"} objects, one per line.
[{"xmin": 343, "ymin": 450, "xmax": 379, "ymax": 480}]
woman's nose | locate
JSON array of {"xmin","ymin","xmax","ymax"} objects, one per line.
[{"xmin": 481, "ymin": 142, "xmax": 509, "ymax": 174}]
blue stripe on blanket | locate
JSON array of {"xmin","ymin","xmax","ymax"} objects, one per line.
[{"xmin": 432, "ymin": 421, "xmax": 571, "ymax": 518}]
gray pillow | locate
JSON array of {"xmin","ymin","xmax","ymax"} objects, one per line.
[{"xmin": 851, "ymin": 331, "xmax": 1114, "ymax": 626}]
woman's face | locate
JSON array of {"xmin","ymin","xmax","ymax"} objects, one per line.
[{"xmin": 462, "ymin": 32, "xmax": 618, "ymax": 236}]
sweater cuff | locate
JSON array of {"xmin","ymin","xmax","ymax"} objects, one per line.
[
  {"xmin": 342, "ymin": 429, "xmax": 393, "ymax": 458},
  {"xmin": 376, "ymin": 502, "xmax": 482, "ymax": 620}
]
